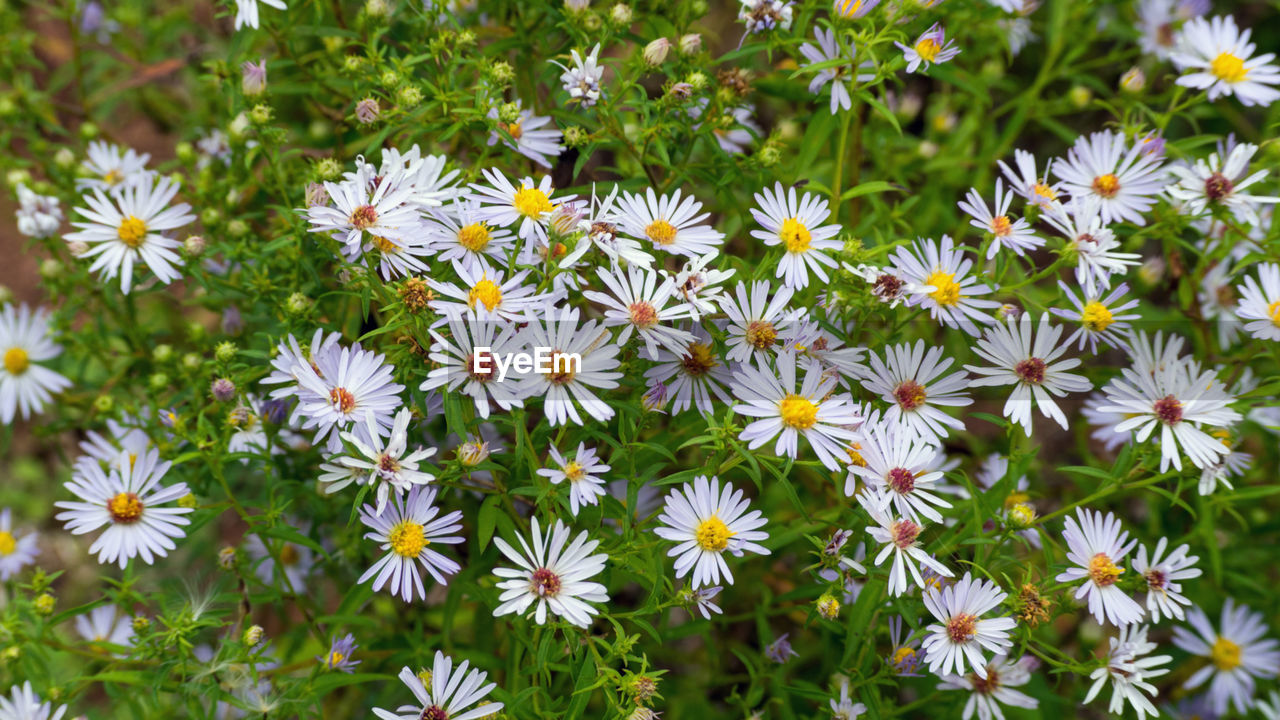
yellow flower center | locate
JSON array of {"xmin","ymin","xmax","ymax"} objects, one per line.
[
  {"xmin": 946, "ymin": 613, "xmax": 978, "ymax": 643},
  {"xmin": 744, "ymin": 320, "xmax": 777, "ymax": 350},
  {"xmin": 504, "ymin": 121, "xmax": 524, "ymax": 140},
  {"xmin": 329, "ymin": 387, "xmax": 357, "ymax": 414},
  {"xmin": 1088, "ymin": 552, "xmax": 1123, "ymax": 586},
  {"xmin": 3, "ymin": 347, "xmax": 29, "ymax": 376},
  {"xmin": 468, "ymin": 279, "xmax": 503, "ymax": 311},
  {"xmin": 1211, "ymin": 637, "xmax": 1242, "ymax": 671},
  {"xmin": 680, "ymin": 343, "xmax": 718, "ymax": 377},
  {"xmin": 892, "ymin": 646, "xmax": 916, "ymax": 665},
  {"xmin": 778, "ymin": 394, "xmax": 818, "ymax": 430},
  {"xmin": 117, "ymin": 215, "xmax": 148, "ymax": 248},
  {"xmin": 1210, "ymin": 52, "xmax": 1248, "ymax": 83},
  {"xmin": 837, "ymin": 0, "xmax": 862, "ymax": 16},
  {"xmin": 457, "ymin": 223, "xmax": 492, "ymax": 252},
  {"xmin": 371, "ymin": 235, "xmax": 400, "ymax": 254},
  {"xmin": 1033, "ymin": 182, "xmax": 1057, "ymax": 200},
  {"xmin": 990, "ymin": 216, "xmax": 1013, "ymax": 237},
  {"xmin": 780, "ymin": 218, "xmax": 812, "ymax": 253},
  {"xmin": 925, "ymin": 270, "xmax": 961, "ymax": 306},
  {"xmin": 513, "ymin": 186, "xmax": 553, "ymax": 218},
  {"xmin": 103, "ymin": 169, "xmax": 124, "ymax": 186},
  {"xmin": 388, "ymin": 520, "xmax": 427, "ymax": 558},
  {"xmin": 845, "ymin": 443, "xmax": 866, "ymax": 468},
  {"xmin": 1081, "ymin": 301, "xmax": 1115, "ymax": 332},
  {"xmin": 695, "ymin": 516, "xmax": 733, "ymax": 551},
  {"xmin": 107, "ymin": 492, "xmax": 144, "ymax": 524},
  {"xmin": 562, "ymin": 461, "xmax": 586, "ymax": 482},
  {"xmin": 0, "ymin": 531, "xmax": 15, "ymax": 556},
  {"xmin": 328, "ymin": 652, "xmax": 346, "ymax": 667},
  {"xmin": 1092, "ymin": 173, "xmax": 1120, "ymax": 198},
  {"xmin": 1268, "ymin": 300, "xmax": 1280, "ymax": 328},
  {"xmin": 915, "ymin": 38, "xmax": 941, "ymax": 62},
  {"xmin": 1008, "ymin": 503, "xmax": 1036, "ymax": 527},
  {"xmin": 646, "ymin": 219, "xmax": 678, "ymax": 246}
]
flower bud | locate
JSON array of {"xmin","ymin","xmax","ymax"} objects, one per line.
[
  {"xmin": 397, "ymin": 85, "xmax": 423, "ymax": 108},
  {"xmin": 175, "ymin": 141, "xmax": 196, "ymax": 164},
  {"xmin": 218, "ymin": 546, "xmax": 239, "ymax": 570},
  {"xmin": 457, "ymin": 438, "xmax": 491, "ymax": 467},
  {"xmin": 183, "ymin": 234, "xmax": 206, "ymax": 257},
  {"xmin": 243, "ymin": 625, "xmax": 265, "ymax": 647},
  {"xmin": 39, "ymin": 259, "xmax": 62, "ymax": 279},
  {"xmin": 643, "ymin": 38, "xmax": 670, "ymax": 65},
  {"xmin": 67, "ymin": 241, "xmax": 90, "ymax": 257},
  {"xmin": 1069, "ymin": 85, "xmax": 1092, "ymax": 109},
  {"xmin": 679, "ymin": 33, "xmax": 702, "ymax": 55},
  {"xmin": 93, "ymin": 395, "xmax": 114, "ymax": 413},
  {"xmin": 132, "ymin": 616, "xmax": 151, "ymax": 633},
  {"xmin": 215, "ymin": 341, "xmax": 238, "ymax": 363},
  {"xmin": 242, "ymin": 59, "xmax": 268, "ymax": 96},
  {"xmin": 564, "ymin": 0, "xmax": 589, "ymax": 11},
  {"xmin": 355, "ymin": 97, "xmax": 380, "ymax": 125},
  {"xmin": 182, "ymin": 353, "xmax": 202, "ymax": 371},
  {"xmin": 609, "ymin": 2, "xmax": 632, "ymax": 25},
  {"xmin": 1119, "ymin": 67, "xmax": 1145, "ymax": 93},
  {"xmin": 178, "ymin": 493, "xmax": 198, "ymax": 509},
  {"xmin": 286, "ymin": 291, "xmax": 311, "ymax": 316},
  {"xmin": 152, "ymin": 344, "xmax": 174, "ymax": 363},
  {"xmin": 149, "ymin": 372, "xmax": 170, "ymax": 391},
  {"xmin": 249, "ymin": 103, "xmax": 273, "ymax": 125},
  {"xmin": 34, "ymin": 593, "xmax": 56, "ymax": 615},
  {"xmin": 211, "ymin": 377, "xmax": 236, "ymax": 402},
  {"xmin": 54, "ymin": 147, "xmax": 76, "ymax": 168}
]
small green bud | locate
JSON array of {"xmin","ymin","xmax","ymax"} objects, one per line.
[
  {"xmin": 215, "ymin": 341, "xmax": 238, "ymax": 363},
  {"xmin": 316, "ymin": 157, "xmax": 342, "ymax": 181},
  {"xmin": 54, "ymin": 148, "xmax": 76, "ymax": 168},
  {"xmin": 152, "ymin": 344, "xmax": 174, "ymax": 363},
  {"xmin": 132, "ymin": 616, "xmax": 151, "ymax": 633},
  {"xmin": 285, "ymin": 292, "xmax": 311, "ymax": 316},
  {"xmin": 397, "ymin": 85, "xmax": 423, "ymax": 108},
  {"xmin": 201, "ymin": 207, "xmax": 223, "ymax": 226},
  {"xmin": 34, "ymin": 593, "xmax": 56, "ymax": 615},
  {"xmin": 182, "ymin": 353, "xmax": 202, "ymax": 371},
  {"xmin": 93, "ymin": 395, "xmax": 114, "ymax": 413},
  {"xmin": 243, "ymin": 625, "xmax": 265, "ymax": 646},
  {"xmin": 79, "ymin": 122, "xmax": 100, "ymax": 139},
  {"xmin": 1069, "ymin": 85, "xmax": 1092, "ymax": 109},
  {"xmin": 249, "ymin": 103, "xmax": 273, "ymax": 125},
  {"xmin": 38, "ymin": 259, "xmax": 62, "ymax": 279},
  {"xmin": 175, "ymin": 141, "xmax": 196, "ymax": 164},
  {"xmin": 149, "ymin": 372, "xmax": 170, "ymax": 391},
  {"xmin": 227, "ymin": 219, "xmax": 250, "ymax": 238}
]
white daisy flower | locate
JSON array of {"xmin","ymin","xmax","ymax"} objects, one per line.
[
  {"xmin": 64, "ymin": 174, "xmax": 194, "ymax": 293},
  {"xmin": 536, "ymin": 442, "xmax": 610, "ymax": 516},
  {"xmin": 1132, "ymin": 537, "xmax": 1201, "ymax": 622},
  {"xmin": 1172, "ymin": 599, "xmax": 1280, "ymax": 715},
  {"xmin": 0, "ymin": 508, "xmax": 38, "ymax": 580},
  {"xmin": 829, "ymin": 678, "xmax": 867, "ymax": 720},
  {"xmin": 233, "ymin": 0, "xmax": 286, "ymax": 29},
  {"xmin": 721, "ymin": 280, "xmax": 798, "ymax": 364},
  {"xmin": 307, "ymin": 165, "xmax": 421, "ymax": 255},
  {"xmin": 583, "ymin": 265, "xmax": 695, "ymax": 359},
  {"xmin": 429, "ymin": 262, "xmax": 557, "ymax": 321},
  {"xmin": 54, "ymin": 449, "xmax": 193, "ymax": 569},
  {"xmin": 938, "ymin": 655, "xmax": 1039, "ymax": 720},
  {"xmin": 357, "ymin": 485, "xmax": 462, "ymax": 602},
  {"xmin": 615, "ymin": 188, "xmax": 724, "ymax": 258},
  {"xmin": 514, "ymin": 306, "xmax": 622, "ymax": 427},
  {"xmin": 1166, "ymin": 141, "xmax": 1277, "ymax": 225},
  {"xmin": 493, "ymin": 517, "xmax": 609, "ymax": 627},
  {"xmin": 1171, "ymin": 15, "xmax": 1280, "ymax": 107},
  {"xmin": 1136, "ymin": 0, "xmax": 1190, "ymax": 60},
  {"xmin": 425, "ymin": 198, "xmax": 515, "ymax": 274},
  {"xmin": 259, "ymin": 329, "xmax": 342, "ymax": 426},
  {"xmin": 859, "ymin": 490, "xmax": 953, "ymax": 597},
  {"xmin": 798, "ymin": 27, "xmax": 874, "ymax": 114},
  {"xmin": 15, "ymin": 184, "xmax": 62, "ymax": 238},
  {"xmin": 292, "ymin": 339, "xmax": 405, "ymax": 453},
  {"xmin": 421, "ymin": 310, "xmax": 525, "ymax": 418},
  {"xmin": 0, "ymin": 682, "xmax": 68, "ymax": 720},
  {"xmin": 487, "ymin": 101, "xmax": 565, "ymax": 169},
  {"xmin": 1199, "ymin": 260, "xmax": 1241, "ymax": 348},
  {"xmin": 75, "ymin": 604, "xmax": 134, "ymax": 646},
  {"xmin": 1097, "ymin": 331, "xmax": 1241, "ymax": 472},
  {"xmin": 244, "ymin": 532, "xmax": 315, "ymax": 592},
  {"xmin": 667, "ymin": 252, "xmax": 734, "ymax": 319},
  {"xmin": 77, "ymin": 140, "xmax": 151, "ymax": 191},
  {"xmin": 957, "ymin": 179, "xmax": 1044, "ymax": 259},
  {"xmin": 562, "ymin": 184, "xmax": 656, "ymax": 270},
  {"xmin": 553, "ymin": 44, "xmax": 604, "ymax": 108},
  {"xmin": 738, "ymin": 0, "xmax": 793, "ymax": 38},
  {"xmin": 861, "ymin": 340, "xmax": 973, "ymax": 443},
  {"xmin": 1196, "ymin": 430, "xmax": 1253, "ymax": 496},
  {"xmin": 1085, "ymin": 625, "xmax": 1171, "ymax": 720},
  {"xmin": 750, "ymin": 182, "xmax": 842, "ymax": 290},
  {"xmin": 921, "ymin": 572, "xmax": 1016, "ymax": 678},
  {"xmin": 997, "ymin": 149, "xmax": 1064, "ymax": 210},
  {"xmin": 846, "ymin": 422, "xmax": 952, "ymax": 522},
  {"xmin": 1053, "ymin": 130, "xmax": 1167, "ymax": 226},
  {"xmin": 373, "ymin": 653, "xmax": 503, "ymax": 720},
  {"xmin": 1042, "ymin": 196, "xmax": 1141, "ymax": 294},
  {"xmin": 654, "ymin": 475, "xmax": 770, "ymax": 589},
  {"xmin": 1051, "ymin": 281, "xmax": 1141, "ymax": 352},
  {"xmin": 643, "ymin": 324, "xmax": 734, "ymax": 415},
  {"xmin": 345, "ymin": 145, "xmax": 461, "ymax": 209},
  {"xmin": 964, "ymin": 312, "xmax": 1093, "ymax": 436},
  {"xmin": 1055, "ymin": 508, "xmax": 1145, "ymax": 627},
  {"xmin": 1235, "ymin": 262, "xmax": 1280, "ymax": 341},
  {"xmin": 469, "ymin": 169, "xmax": 571, "ymax": 246},
  {"xmin": 0, "ymin": 303, "xmax": 71, "ymax": 425},
  {"xmin": 896, "ymin": 23, "xmax": 960, "ymax": 73},
  {"xmin": 890, "ymin": 235, "xmax": 999, "ymax": 335},
  {"xmin": 331, "ymin": 408, "xmax": 436, "ymax": 514},
  {"xmin": 732, "ymin": 351, "xmax": 861, "ymax": 471},
  {"xmin": 346, "ymin": 226, "xmax": 433, "ymax": 281}
]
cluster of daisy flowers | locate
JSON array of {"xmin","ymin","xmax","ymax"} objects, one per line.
[{"xmin": 6, "ymin": 0, "xmax": 1280, "ymax": 718}]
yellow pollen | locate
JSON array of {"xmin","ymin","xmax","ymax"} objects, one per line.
[
  {"xmin": 1003, "ymin": 492, "xmax": 1030, "ymax": 510},
  {"xmin": 117, "ymin": 216, "xmax": 148, "ymax": 248},
  {"xmin": 371, "ymin": 236, "xmax": 400, "ymax": 254},
  {"xmin": 990, "ymin": 216, "xmax": 1013, "ymax": 237},
  {"xmin": 468, "ymin": 278, "xmax": 503, "ymax": 311},
  {"xmin": 695, "ymin": 516, "xmax": 733, "ymax": 551},
  {"xmin": 1033, "ymin": 182, "xmax": 1057, "ymax": 200},
  {"xmin": 1210, "ymin": 52, "xmax": 1248, "ymax": 83},
  {"xmin": 744, "ymin": 320, "xmax": 777, "ymax": 350},
  {"xmin": 915, "ymin": 37, "xmax": 941, "ymax": 62},
  {"xmin": 925, "ymin": 270, "xmax": 961, "ymax": 306},
  {"xmin": 892, "ymin": 646, "xmax": 916, "ymax": 665},
  {"xmin": 103, "ymin": 169, "xmax": 124, "ymax": 186},
  {"xmin": 1268, "ymin": 300, "xmax": 1280, "ymax": 328},
  {"xmin": 1211, "ymin": 428, "xmax": 1233, "ymax": 448},
  {"xmin": 329, "ymin": 387, "xmax": 357, "ymax": 414},
  {"xmin": 0, "ymin": 531, "xmax": 15, "ymax": 556},
  {"xmin": 1081, "ymin": 302, "xmax": 1115, "ymax": 332},
  {"xmin": 562, "ymin": 461, "xmax": 586, "ymax": 482},
  {"xmin": 329, "ymin": 652, "xmax": 346, "ymax": 666},
  {"xmin": 946, "ymin": 613, "xmax": 978, "ymax": 643},
  {"xmin": 778, "ymin": 394, "xmax": 818, "ymax": 430},
  {"xmin": 837, "ymin": 0, "xmax": 862, "ymax": 16},
  {"xmin": 388, "ymin": 520, "xmax": 427, "ymax": 558},
  {"xmin": 1211, "ymin": 637, "xmax": 1242, "ymax": 671},
  {"xmin": 680, "ymin": 342, "xmax": 718, "ymax": 377},
  {"xmin": 107, "ymin": 492, "xmax": 144, "ymax": 524},
  {"xmin": 1092, "ymin": 173, "xmax": 1121, "ymax": 198},
  {"xmin": 457, "ymin": 223, "xmax": 492, "ymax": 252},
  {"xmin": 513, "ymin": 186, "xmax": 553, "ymax": 218},
  {"xmin": 1088, "ymin": 552, "xmax": 1124, "ymax": 586},
  {"xmin": 3, "ymin": 347, "xmax": 29, "ymax": 375},
  {"xmin": 780, "ymin": 218, "xmax": 812, "ymax": 253},
  {"xmin": 845, "ymin": 443, "xmax": 866, "ymax": 468},
  {"xmin": 504, "ymin": 121, "xmax": 524, "ymax": 140},
  {"xmin": 646, "ymin": 219, "xmax": 678, "ymax": 246}
]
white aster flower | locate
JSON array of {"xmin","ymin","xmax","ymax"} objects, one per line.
[
  {"xmin": 997, "ymin": 149, "xmax": 1064, "ymax": 211},
  {"xmin": 1199, "ymin": 260, "xmax": 1241, "ymax": 348},
  {"xmin": 738, "ymin": 0, "xmax": 793, "ymax": 38},
  {"xmin": 890, "ymin": 235, "xmax": 999, "ymax": 335},
  {"xmin": 515, "ymin": 305, "xmax": 622, "ymax": 427},
  {"xmin": 536, "ymin": 442, "xmax": 610, "ymax": 516},
  {"xmin": 1051, "ymin": 281, "xmax": 1141, "ymax": 353},
  {"xmin": 1235, "ymin": 262, "xmax": 1280, "ymax": 341},
  {"xmin": 429, "ymin": 262, "xmax": 556, "ymax": 321},
  {"xmin": 643, "ymin": 324, "xmax": 734, "ymax": 415},
  {"xmin": 421, "ymin": 310, "xmax": 525, "ymax": 418},
  {"xmin": 921, "ymin": 573, "xmax": 1015, "ymax": 678},
  {"xmin": 358, "ymin": 485, "xmax": 462, "ymax": 602},
  {"xmin": 859, "ymin": 490, "xmax": 952, "ymax": 597},
  {"xmin": 829, "ymin": 678, "xmax": 866, "ymax": 720},
  {"xmin": 1055, "ymin": 508, "xmax": 1145, "ymax": 627},
  {"xmin": 77, "ymin": 140, "xmax": 151, "ymax": 191},
  {"xmin": 798, "ymin": 27, "xmax": 874, "ymax": 114},
  {"xmin": 291, "ymin": 339, "xmax": 405, "ymax": 453},
  {"xmin": 553, "ymin": 44, "xmax": 604, "ymax": 108},
  {"xmin": 425, "ymin": 198, "xmax": 515, "ymax": 273},
  {"xmin": 0, "ymin": 508, "xmax": 38, "ymax": 580},
  {"xmin": 233, "ymin": 0, "xmax": 286, "ymax": 29},
  {"xmin": 346, "ymin": 145, "xmax": 461, "ymax": 209},
  {"xmin": 1171, "ymin": 15, "xmax": 1280, "ymax": 107},
  {"xmin": 1053, "ymin": 130, "xmax": 1167, "ymax": 226},
  {"xmin": 487, "ymin": 101, "xmax": 565, "ymax": 169},
  {"xmin": 0, "ymin": 303, "xmax": 71, "ymax": 425},
  {"xmin": 721, "ymin": 280, "xmax": 798, "ymax": 364},
  {"xmin": 0, "ymin": 682, "xmax": 68, "ymax": 720},
  {"xmin": 964, "ymin": 312, "xmax": 1093, "ymax": 436},
  {"xmin": 957, "ymin": 179, "xmax": 1044, "ymax": 259},
  {"xmin": 373, "ymin": 653, "xmax": 503, "ymax": 720},
  {"xmin": 896, "ymin": 23, "xmax": 960, "ymax": 73},
  {"xmin": 615, "ymin": 188, "xmax": 724, "ymax": 258},
  {"xmin": 75, "ymin": 604, "xmax": 134, "ymax": 646},
  {"xmin": 1085, "ymin": 625, "xmax": 1171, "ymax": 720},
  {"xmin": 469, "ymin": 169, "xmax": 572, "ymax": 247},
  {"xmin": 938, "ymin": 655, "xmax": 1039, "ymax": 720},
  {"xmin": 493, "ymin": 517, "xmax": 609, "ymax": 627},
  {"xmin": 583, "ymin": 265, "xmax": 695, "ymax": 359},
  {"xmin": 54, "ymin": 449, "xmax": 193, "ymax": 569},
  {"xmin": 846, "ymin": 422, "xmax": 952, "ymax": 522},
  {"xmin": 1172, "ymin": 599, "xmax": 1280, "ymax": 715},
  {"xmin": 654, "ymin": 475, "xmax": 770, "ymax": 589},
  {"xmin": 1166, "ymin": 142, "xmax": 1277, "ymax": 226},
  {"xmin": 1132, "ymin": 537, "xmax": 1201, "ymax": 622},
  {"xmin": 732, "ymin": 351, "xmax": 861, "ymax": 471},
  {"xmin": 1042, "ymin": 196, "xmax": 1141, "ymax": 294},
  {"xmin": 751, "ymin": 182, "xmax": 842, "ymax": 290},
  {"xmin": 15, "ymin": 184, "xmax": 62, "ymax": 238},
  {"xmin": 861, "ymin": 340, "xmax": 972, "ymax": 443},
  {"xmin": 331, "ymin": 408, "xmax": 436, "ymax": 514},
  {"xmin": 307, "ymin": 165, "xmax": 421, "ymax": 256},
  {"xmin": 667, "ymin": 252, "xmax": 734, "ymax": 319},
  {"xmin": 64, "ymin": 174, "xmax": 193, "ymax": 293},
  {"xmin": 562, "ymin": 184, "xmax": 656, "ymax": 270}
]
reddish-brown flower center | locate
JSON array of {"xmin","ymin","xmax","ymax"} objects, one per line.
[
  {"xmin": 1204, "ymin": 172, "xmax": 1234, "ymax": 201},
  {"xmin": 329, "ymin": 387, "xmax": 357, "ymax": 414},
  {"xmin": 531, "ymin": 567, "xmax": 562, "ymax": 597},
  {"xmin": 107, "ymin": 492, "xmax": 144, "ymax": 524},
  {"xmin": 628, "ymin": 301, "xmax": 659, "ymax": 329},
  {"xmin": 893, "ymin": 380, "xmax": 927, "ymax": 411},
  {"xmin": 350, "ymin": 204, "xmax": 379, "ymax": 230},
  {"xmin": 1014, "ymin": 357, "xmax": 1047, "ymax": 385},
  {"xmin": 1153, "ymin": 394, "xmax": 1183, "ymax": 425},
  {"xmin": 947, "ymin": 613, "xmax": 978, "ymax": 643},
  {"xmin": 887, "ymin": 467, "xmax": 916, "ymax": 494},
  {"xmin": 890, "ymin": 519, "xmax": 920, "ymax": 549},
  {"xmin": 419, "ymin": 705, "xmax": 449, "ymax": 720}
]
